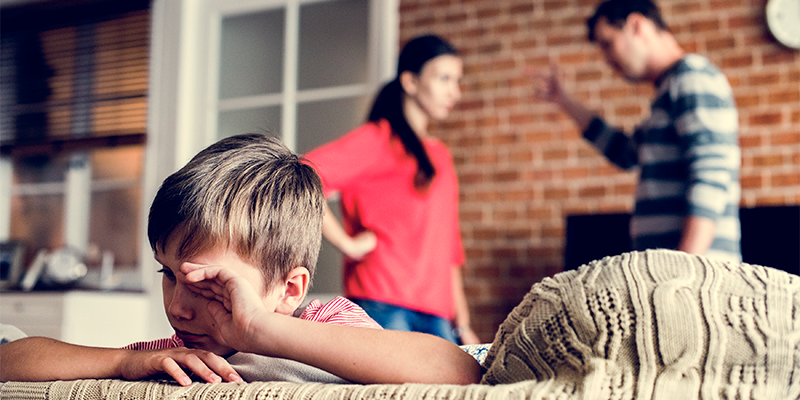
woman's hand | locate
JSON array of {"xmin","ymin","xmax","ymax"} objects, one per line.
[
  {"xmin": 120, "ymin": 347, "xmax": 243, "ymax": 386},
  {"xmin": 457, "ymin": 326, "xmax": 481, "ymax": 345},
  {"xmin": 343, "ymin": 231, "xmax": 377, "ymax": 260}
]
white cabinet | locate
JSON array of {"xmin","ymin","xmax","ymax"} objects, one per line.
[{"xmin": 0, "ymin": 291, "xmax": 151, "ymax": 348}]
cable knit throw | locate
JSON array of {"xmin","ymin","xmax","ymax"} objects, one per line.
[
  {"xmin": 481, "ymin": 249, "xmax": 800, "ymax": 399},
  {"xmin": 2, "ymin": 249, "xmax": 798, "ymax": 400}
]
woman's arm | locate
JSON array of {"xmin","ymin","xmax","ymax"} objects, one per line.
[
  {"xmin": 0, "ymin": 336, "xmax": 241, "ymax": 386},
  {"xmin": 321, "ymin": 202, "xmax": 376, "ymax": 260},
  {"xmin": 452, "ymin": 267, "xmax": 480, "ymax": 345}
]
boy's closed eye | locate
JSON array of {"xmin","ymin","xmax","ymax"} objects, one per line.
[{"xmin": 157, "ymin": 267, "xmax": 176, "ymax": 280}]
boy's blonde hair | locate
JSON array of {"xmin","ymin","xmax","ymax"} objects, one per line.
[{"xmin": 148, "ymin": 134, "xmax": 324, "ymax": 287}]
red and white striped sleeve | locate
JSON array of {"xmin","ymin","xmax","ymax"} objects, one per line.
[
  {"xmin": 123, "ymin": 334, "xmax": 184, "ymax": 350},
  {"xmin": 299, "ymin": 296, "xmax": 382, "ymax": 330}
]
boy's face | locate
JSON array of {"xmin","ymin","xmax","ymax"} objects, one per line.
[{"xmin": 155, "ymin": 238, "xmax": 283, "ymax": 356}]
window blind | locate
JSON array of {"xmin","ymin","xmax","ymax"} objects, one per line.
[{"xmin": 0, "ymin": 0, "xmax": 150, "ymax": 155}]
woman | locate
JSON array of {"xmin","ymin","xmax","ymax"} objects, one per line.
[{"xmin": 304, "ymin": 35, "xmax": 479, "ymax": 344}]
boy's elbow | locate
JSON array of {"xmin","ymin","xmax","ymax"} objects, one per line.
[
  {"xmin": 453, "ymin": 358, "xmax": 483, "ymax": 385},
  {"xmin": 425, "ymin": 351, "xmax": 482, "ymax": 385}
]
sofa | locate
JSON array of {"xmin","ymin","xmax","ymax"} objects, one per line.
[{"xmin": 2, "ymin": 249, "xmax": 798, "ymax": 399}]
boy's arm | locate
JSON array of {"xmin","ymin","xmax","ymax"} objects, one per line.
[
  {"xmin": 183, "ymin": 264, "xmax": 482, "ymax": 385},
  {"xmin": 249, "ymin": 315, "xmax": 482, "ymax": 385},
  {"xmin": 0, "ymin": 336, "xmax": 241, "ymax": 386}
]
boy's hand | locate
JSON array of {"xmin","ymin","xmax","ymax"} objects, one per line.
[
  {"xmin": 121, "ymin": 347, "xmax": 242, "ymax": 386},
  {"xmin": 180, "ymin": 263, "xmax": 270, "ymax": 353}
]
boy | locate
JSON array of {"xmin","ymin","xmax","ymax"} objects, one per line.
[{"xmin": 0, "ymin": 134, "xmax": 481, "ymax": 386}]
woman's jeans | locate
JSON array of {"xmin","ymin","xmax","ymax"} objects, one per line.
[{"xmin": 351, "ymin": 298, "xmax": 459, "ymax": 343}]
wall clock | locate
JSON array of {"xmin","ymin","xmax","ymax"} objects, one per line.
[{"xmin": 766, "ymin": 0, "xmax": 800, "ymax": 49}]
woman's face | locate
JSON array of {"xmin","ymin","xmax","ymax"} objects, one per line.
[{"xmin": 405, "ymin": 54, "xmax": 463, "ymax": 121}]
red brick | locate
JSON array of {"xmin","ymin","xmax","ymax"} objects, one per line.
[
  {"xmin": 772, "ymin": 173, "xmax": 800, "ymax": 187},
  {"xmin": 706, "ymin": 37, "xmax": 736, "ymax": 51},
  {"xmin": 600, "ymin": 87, "xmax": 630, "ymax": 99},
  {"xmin": 753, "ymin": 154, "xmax": 784, "ymax": 166},
  {"xmin": 509, "ymin": 149, "xmax": 534, "ymax": 163},
  {"xmin": 613, "ymin": 183, "xmax": 636, "ymax": 195},
  {"xmin": 493, "ymin": 170, "xmax": 520, "ymax": 182},
  {"xmin": 728, "ymin": 15, "xmax": 762, "ymax": 29},
  {"xmin": 477, "ymin": 116, "xmax": 500, "ymax": 127},
  {"xmin": 670, "ymin": 2, "xmax": 703, "ymax": 14},
  {"xmin": 755, "ymin": 196, "xmax": 790, "ymax": 206},
  {"xmin": 543, "ymin": 148, "xmax": 569, "ymax": 161},
  {"xmin": 763, "ymin": 50, "xmax": 800, "ymax": 65},
  {"xmin": 524, "ymin": 131, "xmax": 554, "ymax": 143},
  {"xmin": 544, "ymin": 188, "xmax": 570, "ymax": 199},
  {"xmin": 476, "ymin": 6, "xmax": 501, "ymax": 19},
  {"xmin": 689, "ymin": 19, "xmax": 720, "ymax": 33},
  {"xmin": 749, "ymin": 112, "xmax": 782, "ymax": 126},
  {"xmin": 614, "ymin": 104, "xmax": 644, "ymax": 117},
  {"xmin": 543, "ymin": 0, "xmax": 571, "ymax": 11},
  {"xmin": 721, "ymin": 54, "xmax": 754, "ymax": 69},
  {"xmin": 510, "ymin": 4, "xmax": 535, "ymax": 14},
  {"xmin": 738, "ymin": 134, "xmax": 762, "ymax": 148},
  {"xmin": 559, "ymin": 52, "xmax": 590, "ymax": 64},
  {"xmin": 740, "ymin": 174, "xmax": 763, "ymax": 189},
  {"xmin": 735, "ymin": 94, "xmax": 760, "ymax": 108},
  {"xmin": 773, "ymin": 132, "xmax": 800, "ymax": 146},
  {"xmin": 768, "ymin": 90, "xmax": 800, "ymax": 104},
  {"xmin": 576, "ymin": 69, "xmax": 603, "ymax": 81},
  {"xmin": 748, "ymin": 73, "xmax": 780, "ymax": 86},
  {"xmin": 711, "ymin": 0, "xmax": 744, "ymax": 9},
  {"xmin": 579, "ymin": 185, "xmax": 606, "ymax": 197}
]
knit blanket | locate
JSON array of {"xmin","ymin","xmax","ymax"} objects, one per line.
[{"xmin": 2, "ymin": 249, "xmax": 798, "ymax": 399}]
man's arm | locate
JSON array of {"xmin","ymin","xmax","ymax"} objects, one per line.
[
  {"xmin": 677, "ymin": 215, "xmax": 716, "ymax": 255},
  {"xmin": 533, "ymin": 65, "xmax": 639, "ymax": 170},
  {"xmin": 0, "ymin": 337, "xmax": 240, "ymax": 386},
  {"xmin": 532, "ymin": 64, "xmax": 596, "ymax": 132}
]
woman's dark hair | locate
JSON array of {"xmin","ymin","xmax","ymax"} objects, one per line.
[
  {"xmin": 367, "ymin": 34, "xmax": 458, "ymax": 190},
  {"xmin": 587, "ymin": 0, "xmax": 669, "ymax": 42}
]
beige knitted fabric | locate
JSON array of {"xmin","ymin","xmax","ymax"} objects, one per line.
[
  {"xmin": 481, "ymin": 249, "xmax": 800, "ymax": 399},
  {"xmin": 2, "ymin": 250, "xmax": 798, "ymax": 400}
]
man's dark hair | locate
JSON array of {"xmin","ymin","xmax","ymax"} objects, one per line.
[{"xmin": 587, "ymin": 0, "xmax": 670, "ymax": 42}]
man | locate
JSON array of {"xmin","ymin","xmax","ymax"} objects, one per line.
[{"xmin": 535, "ymin": 0, "xmax": 741, "ymax": 263}]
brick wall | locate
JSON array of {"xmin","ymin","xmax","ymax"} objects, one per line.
[{"xmin": 399, "ymin": 0, "xmax": 800, "ymax": 342}]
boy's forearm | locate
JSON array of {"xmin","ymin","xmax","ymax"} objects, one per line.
[
  {"xmin": 246, "ymin": 314, "xmax": 482, "ymax": 385},
  {"xmin": 0, "ymin": 337, "xmax": 127, "ymax": 382}
]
